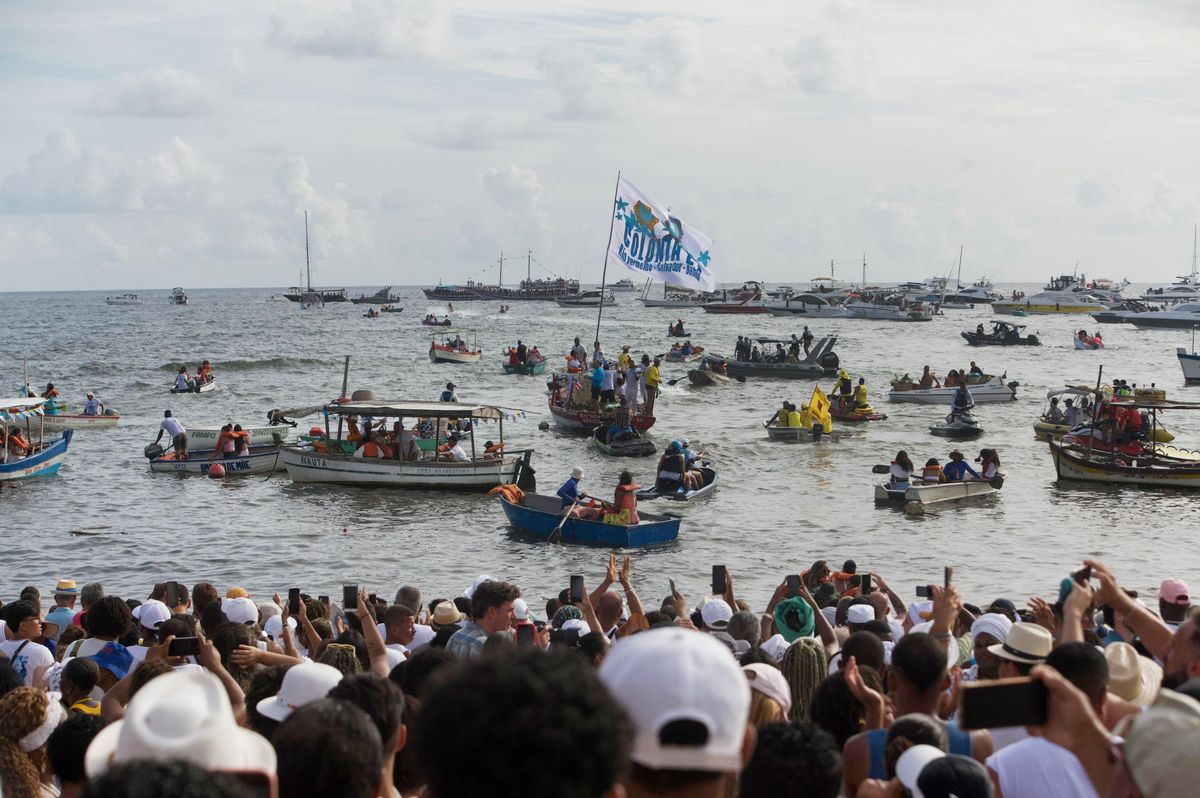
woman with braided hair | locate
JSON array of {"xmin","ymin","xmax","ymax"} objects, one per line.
[
  {"xmin": 781, "ymin": 637, "xmax": 827, "ymax": 721},
  {"xmin": 0, "ymin": 687, "xmax": 65, "ymax": 798}
]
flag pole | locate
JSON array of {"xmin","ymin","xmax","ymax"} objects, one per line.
[{"xmin": 594, "ymin": 170, "xmax": 621, "ymax": 347}]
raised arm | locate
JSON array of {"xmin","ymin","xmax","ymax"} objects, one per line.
[
  {"xmin": 589, "ymin": 554, "xmax": 617, "ymax": 607},
  {"xmin": 1057, "ymin": 580, "xmax": 1093, "ymax": 646},
  {"xmin": 871, "ymin": 572, "xmax": 907, "ymax": 618},
  {"xmin": 618, "ymin": 556, "xmax": 644, "ymax": 618},
  {"xmin": 795, "ymin": 580, "xmax": 837, "ymax": 649},
  {"xmin": 1088, "ymin": 559, "xmax": 1174, "ymax": 658},
  {"xmin": 355, "ymin": 589, "xmax": 391, "ymax": 676},
  {"xmin": 196, "ymin": 628, "xmax": 247, "ymax": 724}
]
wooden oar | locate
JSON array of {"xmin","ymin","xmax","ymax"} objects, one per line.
[{"xmin": 549, "ymin": 497, "xmax": 581, "ymax": 544}]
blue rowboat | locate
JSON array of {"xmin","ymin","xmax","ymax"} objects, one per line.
[
  {"xmin": 498, "ymin": 493, "xmax": 679, "ymax": 547},
  {"xmin": 0, "ymin": 429, "xmax": 72, "ymax": 482}
]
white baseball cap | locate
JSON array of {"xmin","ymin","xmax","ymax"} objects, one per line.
[
  {"xmin": 86, "ymin": 670, "xmax": 276, "ymax": 777},
  {"xmin": 896, "ymin": 744, "xmax": 946, "ymax": 797},
  {"xmin": 221, "ymin": 597, "xmax": 258, "ymax": 625},
  {"xmin": 847, "ymin": 605, "xmax": 874, "ymax": 625},
  {"xmin": 263, "ymin": 614, "xmax": 297, "ymax": 641},
  {"xmin": 256, "ymin": 662, "xmax": 343, "ymax": 722},
  {"xmin": 599, "ymin": 628, "xmax": 750, "ymax": 772},
  {"xmin": 743, "ymin": 663, "xmax": 792, "ymax": 717},
  {"xmin": 513, "ymin": 597, "xmax": 529, "ymax": 621},
  {"xmin": 133, "ymin": 599, "xmax": 171, "ymax": 630},
  {"xmin": 700, "ymin": 597, "xmax": 733, "ymax": 630},
  {"xmin": 464, "ymin": 575, "xmax": 494, "ymax": 600}
]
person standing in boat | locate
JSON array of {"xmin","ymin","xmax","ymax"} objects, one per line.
[
  {"xmin": 209, "ymin": 423, "xmax": 237, "ymax": 461},
  {"xmin": 440, "ymin": 382, "xmax": 458, "ymax": 403},
  {"xmin": 591, "ymin": 341, "xmax": 606, "ymax": 369},
  {"xmin": 589, "ymin": 361, "xmax": 605, "ymax": 411},
  {"xmin": 570, "ymin": 337, "xmax": 588, "ymax": 364},
  {"xmin": 617, "ymin": 346, "xmax": 633, "ymax": 370},
  {"xmin": 516, "ymin": 340, "xmax": 528, "ymax": 364},
  {"xmin": 155, "ymin": 410, "xmax": 188, "ymax": 459},
  {"xmin": 802, "ymin": 326, "xmax": 814, "ymax": 355},
  {"xmin": 622, "ymin": 364, "xmax": 640, "ymax": 412},
  {"xmin": 600, "ymin": 360, "xmax": 617, "ymax": 406},
  {"xmin": 83, "ymin": 391, "xmax": 104, "ymax": 416},
  {"xmin": 644, "ymin": 357, "xmax": 661, "ymax": 413},
  {"xmin": 41, "ymin": 383, "xmax": 61, "ymax": 414}
]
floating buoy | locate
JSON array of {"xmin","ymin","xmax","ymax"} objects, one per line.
[
  {"xmin": 208, "ymin": 464, "xmax": 226, "ymax": 479},
  {"xmin": 309, "ymin": 426, "xmax": 324, "ymax": 437},
  {"xmin": 904, "ymin": 501, "xmax": 924, "ymax": 516}
]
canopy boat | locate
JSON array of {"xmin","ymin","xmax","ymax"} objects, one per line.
[
  {"xmin": 189, "ymin": 425, "xmax": 290, "ymax": 451},
  {"xmin": 169, "ymin": 374, "xmax": 216, "ymax": 394},
  {"xmin": 705, "ymin": 336, "xmax": 839, "ymax": 380},
  {"xmin": 547, "ymin": 388, "xmax": 655, "ymax": 434},
  {"xmin": 351, "ymin": 287, "xmax": 400, "ymax": 304},
  {"xmin": 874, "ymin": 478, "xmax": 1001, "ymax": 507},
  {"xmin": 636, "ymin": 464, "xmax": 719, "ymax": 501},
  {"xmin": 430, "ymin": 330, "xmax": 482, "ymax": 364},
  {"xmin": 169, "ymin": 288, "xmax": 188, "ymax": 305},
  {"xmin": 145, "ymin": 444, "xmax": 283, "ymax": 476},
  {"xmin": 888, "ymin": 374, "xmax": 1018, "ymax": 403},
  {"xmin": 497, "ymin": 492, "xmax": 679, "ymax": 547},
  {"xmin": 591, "ymin": 425, "xmax": 656, "ymax": 457},
  {"xmin": 502, "ymin": 359, "xmax": 547, "ymax": 376},
  {"xmin": 0, "ymin": 399, "xmax": 72, "ymax": 482},
  {"xmin": 105, "ymin": 293, "xmax": 143, "ymax": 306},
  {"xmin": 281, "ymin": 400, "xmax": 535, "ymax": 490},
  {"xmin": 764, "ymin": 294, "xmax": 847, "ymax": 317},
  {"xmin": 930, "ymin": 411, "xmax": 983, "ymax": 439},
  {"xmin": 556, "ymin": 290, "xmax": 615, "ymax": 308},
  {"xmin": 665, "ymin": 346, "xmax": 704, "ymax": 363},
  {"xmin": 422, "ymin": 316, "xmax": 453, "ymax": 327},
  {"xmin": 686, "ymin": 368, "xmax": 729, "ymax": 387},
  {"xmin": 960, "ymin": 322, "xmax": 1040, "ymax": 346},
  {"xmin": 39, "ymin": 410, "xmax": 120, "ymax": 431}
]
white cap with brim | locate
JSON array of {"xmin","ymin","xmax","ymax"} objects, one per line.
[
  {"xmin": 85, "ymin": 670, "xmax": 276, "ymax": 778},
  {"xmin": 896, "ymin": 744, "xmax": 945, "ymax": 797},
  {"xmin": 700, "ymin": 597, "xmax": 733, "ymax": 630},
  {"xmin": 464, "ymin": 575, "xmax": 493, "ymax": 600},
  {"xmin": 133, "ymin": 599, "xmax": 171, "ymax": 631},
  {"xmin": 221, "ymin": 597, "xmax": 259, "ymax": 625},
  {"xmin": 256, "ymin": 662, "xmax": 344, "ymax": 723},
  {"xmin": 599, "ymin": 628, "xmax": 750, "ymax": 772}
]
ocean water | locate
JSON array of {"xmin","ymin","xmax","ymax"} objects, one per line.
[{"xmin": 2, "ymin": 285, "xmax": 1196, "ymax": 611}]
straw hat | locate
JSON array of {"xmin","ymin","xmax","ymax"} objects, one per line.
[
  {"xmin": 1106, "ymin": 642, "xmax": 1162, "ymax": 706},
  {"xmin": 987, "ymin": 622, "xmax": 1053, "ymax": 665}
]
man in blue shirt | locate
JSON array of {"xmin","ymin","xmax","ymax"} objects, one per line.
[
  {"xmin": 557, "ymin": 467, "xmax": 589, "ymax": 508},
  {"xmin": 942, "ymin": 450, "xmax": 980, "ymax": 482},
  {"xmin": 590, "ymin": 363, "xmax": 605, "ymax": 410}
]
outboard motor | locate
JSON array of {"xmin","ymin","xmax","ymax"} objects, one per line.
[
  {"xmin": 143, "ymin": 443, "xmax": 165, "ymax": 460},
  {"xmin": 819, "ymin": 351, "xmax": 840, "ymax": 371}
]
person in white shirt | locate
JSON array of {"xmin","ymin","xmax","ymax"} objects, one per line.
[
  {"xmin": 155, "ymin": 410, "xmax": 188, "ymax": 458},
  {"xmin": 0, "ymin": 600, "xmax": 55, "ymax": 687},
  {"xmin": 441, "ymin": 434, "xmax": 470, "ymax": 462},
  {"xmin": 83, "ymin": 391, "xmax": 104, "ymax": 415},
  {"xmin": 174, "ymin": 367, "xmax": 192, "ymax": 391}
]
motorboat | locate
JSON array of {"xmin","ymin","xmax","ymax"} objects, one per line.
[
  {"xmin": 664, "ymin": 345, "xmax": 704, "ymax": 363},
  {"xmin": 169, "ymin": 374, "xmax": 216, "ymax": 394},
  {"xmin": 946, "ymin": 285, "xmax": 1004, "ymax": 305},
  {"xmin": 961, "ymin": 322, "xmax": 1040, "ymax": 346},
  {"xmin": 843, "ymin": 294, "xmax": 933, "ymax": 321},
  {"xmin": 430, "ymin": 330, "xmax": 482, "ymax": 364},
  {"xmin": 0, "ymin": 399, "xmax": 73, "ymax": 482},
  {"xmin": 422, "ymin": 315, "xmax": 453, "ymax": 326},
  {"xmin": 1180, "ymin": 337, "xmax": 1200, "ymax": 383},
  {"xmin": 764, "ymin": 294, "xmax": 847, "ymax": 317},
  {"xmin": 39, "ymin": 410, "xmax": 120, "ymax": 431},
  {"xmin": 874, "ymin": 478, "xmax": 1001, "ymax": 507},
  {"xmin": 424, "ymin": 273, "xmax": 580, "ymax": 302},
  {"xmin": 591, "ymin": 425, "xmax": 657, "ymax": 457},
  {"xmin": 993, "ymin": 291, "xmax": 1111, "ymax": 315},
  {"xmin": 609, "ymin": 278, "xmax": 637, "ymax": 292},
  {"xmin": 930, "ymin": 411, "xmax": 983, "ymax": 439},
  {"xmin": 556, "ymin": 290, "xmax": 615, "ymax": 307},
  {"xmin": 105, "ymin": 293, "xmax": 143, "ymax": 306},
  {"xmin": 1091, "ymin": 300, "xmax": 1159, "ymax": 324},
  {"xmin": 829, "ymin": 403, "xmax": 887, "ymax": 422},
  {"xmin": 888, "ymin": 374, "xmax": 1018, "ymax": 403},
  {"xmin": 636, "ymin": 464, "xmax": 719, "ymax": 501},
  {"xmin": 496, "ymin": 492, "xmax": 679, "ymax": 546},
  {"xmin": 705, "ymin": 336, "xmax": 839, "ymax": 379},
  {"xmin": 282, "ymin": 400, "xmax": 536, "ymax": 490},
  {"xmin": 189, "ymin": 425, "xmax": 290, "ymax": 451},
  {"xmin": 351, "ymin": 287, "xmax": 400, "ymax": 304},
  {"xmin": 145, "ymin": 444, "xmax": 283, "ymax": 476},
  {"xmin": 1142, "ymin": 226, "xmax": 1199, "ymax": 303},
  {"xmin": 1128, "ymin": 303, "xmax": 1200, "ymax": 330},
  {"xmin": 168, "ymin": 288, "xmax": 188, "ymax": 305},
  {"xmin": 381, "ymin": 305, "xmax": 404, "ymax": 313}
]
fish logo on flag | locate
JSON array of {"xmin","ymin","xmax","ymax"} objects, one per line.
[{"xmin": 608, "ymin": 176, "xmax": 716, "ymax": 292}]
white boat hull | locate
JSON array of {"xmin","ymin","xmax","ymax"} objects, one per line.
[
  {"xmin": 429, "ymin": 347, "xmax": 482, "ymax": 364},
  {"xmin": 1179, "ymin": 349, "xmax": 1200, "ymax": 382},
  {"xmin": 888, "ymin": 377, "xmax": 1016, "ymax": 404},
  {"xmin": 149, "ymin": 447, "xmax": 282, "ymax": 475},
  {"xmin": 188, "ymin": 426, "xmax": 290, "ymax": 451},
  {"xmin": 875, "ymin": 480, "xmax": 1000, "ymax": 505},
  {"xmin": 280, "ymin": 446, "xmax": 523, "ymax": 489},
  {"xmin": 845, "ymin": 303, "xmax": 933, "ymax": 321},
  {"xmin": 39, "ymin": 414, "xmax": 120, "ymax": 431},
  {"xmin": 170, "ymin": 378, "xmax": 216, "ymax": 394}
]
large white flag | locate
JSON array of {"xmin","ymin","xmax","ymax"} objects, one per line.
[{"xmin": 606, "ymin": 176, "xmax": 716, "ymax": 292}]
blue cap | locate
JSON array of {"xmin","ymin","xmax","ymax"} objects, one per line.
[{"xmin": 88, "ymin": 642, "xmax": 133, "ymax": 680}]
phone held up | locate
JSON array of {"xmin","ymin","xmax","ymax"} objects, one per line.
[
  {"xmin": 569, "ymin": 575, "xmax": 584, "ymax": 604},
  {"xmin": 343, "ymin": 584, "xmax": 358, "ymax": 610},
  {"xmin": 712, "ymin": 565, "xmax": 728, "ymax": 596},
  {"xmin": 287, "ymin": 588, "xmax": 301, "ymax": 615},
  {"xmin": 515, "ymin": 621, "xmax": 536, "ymax": 647},
  {"xmin": 959, "ymin": 677, "xmax": 1048, "ymax": 729},
  {"xmin": 786, "ymin": 574, "xmax": 800, "ymax": 595},
  {"xmin": 168, "ymin": 636, "xmax": 201, "ymax": 658}
]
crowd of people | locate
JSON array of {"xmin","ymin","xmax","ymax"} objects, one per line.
[
  {"xmin": 553, "ymin": 337, "xmax": 661, "ymax": 416},
  {"xmin": 2, "ymin": 556, "xmax": 1197, "ymax": 798},
  {"xmin": 172, "ymin": 362, "xmax": 214, "ymax": 392}
]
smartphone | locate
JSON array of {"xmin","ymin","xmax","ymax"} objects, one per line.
[
  {"xmin": 1073, "ymin": 566, "xmax": 1092, "ymax": 585},
  {"xmin": 944, "ymin": 566, "xmax": 954, "ymax": 589},
  {"xmin": 288, "ymin": 588, "xmax": 301, "ymax": 615},
  {"xmin": 861, "ymin": 574, "xmax": 873, "ymax": 595},
  {"xmin": 515, "ymin": 621, "xmax": 535, "ymax": 646},
  {"xmin": 712, "ymin": 565, "xmax": 728, "ymax": 596},
  {"xmin": 786, "ymin": 574, "xmax": 801, "ymax": 595},
  {"xmin": 168, "ymin": 636, "xmax": 201, "ymax": 657},
  {"xmin": 343, "ymin": 584, "xmax": 358, "ymax": 610},
  {"xmin": 960, "ymin": 677, "xmax": 1048, "ymax": 729},
  {"xmin": 915, "ymin": 585, "xmax": 932, "ymax": 598},
  {"xmin": 569, "ymin": 575, "xmax": 584, "ymax": 604},
  {"xmin": 165, "ymin": 581, "xmax": 180, "ymax": 608},
  {"xmin": 318, "ymin": 595, "xmax": 330, "ymax": 606},
  {"xmin": 368, "ymin": 592, "xmax": 378, "ymax": 605}
]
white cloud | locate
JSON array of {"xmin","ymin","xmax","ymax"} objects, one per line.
[
  {"xmin": 90, "ymin": 66, "xmax": 219, "ymax": 117},
  {"xmin": 0, "ymin": 129, "xmax": 223, "ymax": 214},
  {"xmin": 417, "ymin": 115, "xmax": 507, "ymax": 151},
  {"xmin": 624, "ymin": 18, "xmax": 704, "ymax": 93},
  {"xmin": 538, "ymin": 50, "xmax": 615, "ymax": 120},
  {"xmin": 268, "ymin": 0, "xmax": 451, "ymax": 60},
  {"xmin": 472, "ymin": 164, "xmax": 552, "ymax": 257}
]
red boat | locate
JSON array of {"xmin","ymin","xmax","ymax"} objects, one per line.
[
  {"xmin": 547, "ymin": 390, "xmax": 655, "ymax": 434},
  {"xmin": 830, "ymin": 406, "xmax": 888, "ymax": 423}
]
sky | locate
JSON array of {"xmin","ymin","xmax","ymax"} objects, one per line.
[{"xmin": 1, "ymin": 0, "xmax": 1199, "ymax": 291}]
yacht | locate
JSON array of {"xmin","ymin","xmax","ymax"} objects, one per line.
[
  {"xmin": 609, "ymin": 278, "xmax": 637, "ymax": 292},
  {"xmin": 764, "ymin": 293, "xmax": 847, "ymax": 317},
  {"xmin": 1128, "ymin": 303, "xmax": 1200, "ymax": 330},
  {"xmin": 105, "ymin": 293, "xmax": 143, "ymax": 306},
  {"xmin": 843, "ymin": 292, "xmax": 933, "ymax": 321},
  {"xmin": 555, "ymin": 290, "xmax": 616, "ymax": 308},
  {"xmin": 992, "ymin": 292, "xmax": 1111, "ymax": 315},
  {"xmin": 1142, "ymin": 225, "xmax": 1200, "ymax": 303},
  {"xmin": 168, "ymin": 287, "xmax": 188, "ymax": 305}
]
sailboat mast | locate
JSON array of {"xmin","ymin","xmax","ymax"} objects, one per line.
[
  {"xmin": 862, "ymin": 253, "xmax": 866, "ymax": 288},
  {"xmin": 957, "ymin": 244, "xmax": 963, "ymax": 291},
  {"xmin": 527, "ymin": 249, "xmax": 532, "ymax": 284},
  {"xmin": 499, "ymin": 251, "xmax": 504, "ymax": 288},
  {"xmin": 1192, "ymin": 224, "xmax": 1197, "ymax": 282},
  {"xmin": 304, "ymin": 210, "xmax": 312, "ymax": 292}
]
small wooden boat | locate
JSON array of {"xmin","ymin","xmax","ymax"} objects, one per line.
[
  {"xmin": 548, "ymin": 392, "xmax": 655, "ymax": 433},
  {"xmin": 497, "ymin": 493, "xmax": 680, "ymax": 547},
  {"xmin": 381, "ymin": 305, "xmax": 404, "ymax": 313},
  {"xmin": 146, "ymin": 445, "xmax": 283, "ymax": 476},
  {"xmin": 189, "ymin": 425, "xmax": 289, "ymax": 451},
  {"xmin": 765, "ymin": 425, "xmax": 838, "ymax": 442},
  {"xmin": 170, "ymin": 375, "xmax": 216, "ymax": 394},
  {"xmin": 39, "ymin": 412, "xmax": 120, "ymax": 431},
  {"xmin": 0, "ymin": 399, "xmax": 72, "ymax": 481},
  {"xmin": 887, "ymin": 375, "xmax": 1017, "ymax": 403},
  {"xmin": 1074, "ymin": 336, "xmax": 1104, "ymax": 350},
  {"xmin": 422, "ymin": 316, "xmax": 453, "ymax": 327},
  {"xmin": 665, "ymin": 347, "xmax": 704, "ymax": 363},
  {"xmin": 707, "ymin": 336, "xmax": 839, "ymax": 380},
  {"xmin": 430, "ymin": 330, "xmax": 482, "ymax": 364},
  {"xmin": 874, "ymin": 478, "xmax": 1001, "ymax": 506},
  {"xmin": 636, "ymin": 464, "xmax": 719, "ymax": 501},
  {"xmin": 686, "ymin": 369, "xmax": 729, "ymax": 387},
  {"xmin": 1051, "ymin": 439, "xmax": 1200, "ymax": 487},
  {"xmin": 591, "ymin": 426, "xmax": 656, "ymax": 457},
  {"xmin": 502, "ymin": 361, "xmax": 547, "ymax": 376}
]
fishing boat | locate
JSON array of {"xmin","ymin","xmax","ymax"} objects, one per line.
[
  {"xmin": 0, "ymin": 399, "xmax": 73, "ymax": 482},
  {"xmin": 281, "ymin": 400, "xmax": 535, "ymax": 490},
  {"xmin": 961, "ymin": 322, "xmax": 1040, "ymax": 346},
  {"xmin": 421, "ymin": 315, "xmax": 452, "ymax": 327},
  {"xmin": 547, "ymin": 388, "xmax": 655, "ymax": 434},
  {"xmin": 502, "ymin": 359, "xmax": 547, "ymax": 376},
  {"xmin": 555, "ymin": 290, "xmax": 616, "ymax": 308},
  {"xmin": 145, "ymin": 445, "xmax": 283, "ymax": 476},
  {"xmin": 887, "ymin": 374, "xmax": 1018, "ymax": 403},
  {"xmin": 686, "ymin": 368, "xmax": 729, "ymax": 387},
  {"xmin": 169, "ymin": 288, "xmax": 188, "ymax": 306},
  {"xmin": 664, "ymin": 346, "xmax": 704, "ymax": 363},
  {"xmin": 1051, "ymin": 438, "xmax": 1200, "ymax": 488},
  {"xmin": 169, "ymin": 374, "xmax": 216, "ymax": 394},
  {"xmin": 636, "ymin": 465, "xmax": 719, "ymax": 501},
  {"xmin": 930, "ymin": 412, "xmax": 983, "ymax": 439},
  {"xmin": 189, "ymin": 425, "xmax": 290, "ymax": 451},
  {"xmin": 764, "ymin": 294, "xmax": 847, "ymax": 317},
  {"xmin": 705, "ymin": 336, "xmax": 839, "ymax": 380},
  {"xmin": 351, "ymin": 287, "xmax": 400, "ymax": 304},
  {"xmin": 591, "ymin": 426, "xmax": 656, "ymax": 457},
  {"xmin": 105, "ymin": 293, "xmax": 143, "ymax": 306},
  {"xmin": 1127, "ymin": 303, "xmax": 1200, "ymax": 330},
  {"xmin": 874, "ymin": 478, "xmax": 1001, "ymax": 506},
  {"xmin": 39, "ymin": 411, "xmax": 120, "ymax": 431},
  {"xmin": 429, "ymin": 330, "xmax": 482, "ymax": 364},
  {"xmin": 497, "ymin": 492, "xmax": 679, "ymax": 546}
]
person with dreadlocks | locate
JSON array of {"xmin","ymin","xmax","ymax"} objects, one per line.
[
  {"xmin": 781, "ymin": 637, "xmax": 828, "ymax": 721},
  {"xmin": 0, "ymin": 687, "xmax": 66, "ymax": 798}
]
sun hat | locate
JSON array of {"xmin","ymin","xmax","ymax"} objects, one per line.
[
  {"xmin": 53, "ymin": 579, "xmax": 80, "ymax": 596},
  {"xmin": 599, "ymin": 628, "xmax": 751, "ymax": 772},
  {"xmin": 847, "ymin": 605, "xmax": 874, "ymax": 625},
  {"xmin": 221, "ymin": 597, "xmax": 258, "ymax": 625},
  {"xmin": 88, "ymin": 642, "xmax": 134, "ymax": 680},
  {"xmin": 225, "ymin": 587, "xmax": 249, "ymax": 599},
  {"xmin": 86, "ymin": 670, "xmax": 277, "ymax": 777},
  {"xmin": 256, "ymin": 662, "xmax": 344, "ymax": 723},
  {"xmin": 988, "ymin": 622, "xmax": 1053, "ymax": 665},
  {"xmin": 463, "ymin": 575, "xmax": 494, "ymax": 600},
  {"xmin": 132, "ymin": 599, "xmax": 171, "ymax": 631},
  {"xmin": 743, "ymin": 664, "xmax": 792, "ymax": 717},
  {"xmin": 86, "ymin": 391, "xmax": 94, "ymax": 398},
  {"xmin": 969, "ymin": 613, "xmax": 1013, "ymax": 645},
  {"xmin": 773, "ymin": 596, "xmax": 815, "ymax": 643},
  {"xmin": 1118, "ymin": 688, "xmax": 1200, "ymax": 798},
  {"xmin": 760, "ymin": 633, "xmax": 789, "ymax": 662},
  {"xmin": 1160, "ymin": 578, "xmax": 1191, "ymax": 606},
  {"xmin": 1106, "ymin": 642, "xmax": 1162, "ymax": 706},
  {"xmin": 431, "ymin": 601, "xmax": 464, "ymax": 626},
  {"xmin": 700, "ymin": 597, "xmax": 733, "ymax": 630},
  {"xmin": 571, "ymin": 467, "xmax": 585, "ymax": 479},
  {"xmin": 263, "ymin": 614, "xmax": 297, "ymax": 642}
]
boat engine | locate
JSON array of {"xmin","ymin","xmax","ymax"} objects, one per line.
[
  {"xmin": 143, "ymin": 443, "xmax": 164, "ymax": 460},
  {"xmin": 819, "ymin": 351, "xmax": 840, "ymax": 371}
]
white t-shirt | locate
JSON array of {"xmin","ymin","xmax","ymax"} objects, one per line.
[
  {"xmin": 0, "ymin": 639, "xmax": 54, "ymax": 687},
  {"xmin": 986, "ymin": 736, "xmax": 1098, "ymax": 798},
  {"xmin": 447, "ymin": 443, "xmax": 469, "ymax": 462},
  {"xmin": 161, "ymin": 417, "xmax": 185, "ymax": 438},
  {"xmin": 175, "ymin": 373, "xmax": 190, "ymax": 390}
]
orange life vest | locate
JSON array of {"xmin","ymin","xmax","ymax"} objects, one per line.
[
  {"xmin": 484, "ymin": 442, "xmax": 504, "ymax": 454},
  {"xmin": 922, "ymin": 465, "xmax": 942, "ymax": 481}
]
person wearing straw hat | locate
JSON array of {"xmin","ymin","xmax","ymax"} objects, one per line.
[
  {"xmin": 1106, "ymin": 642, "xmax": 1162, "ymax": 708},
  {"xmin": 988, "ymin": 622, "xmax": 1053, "ymax": 678},
  {"xmin": 44, "ymin": 579, "xmax": 81, "ymax": 642}
]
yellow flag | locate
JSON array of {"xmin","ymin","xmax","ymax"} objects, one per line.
[{"xmin": 810, "ymin": 384, "xmax": 830, "ymax": 421}]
